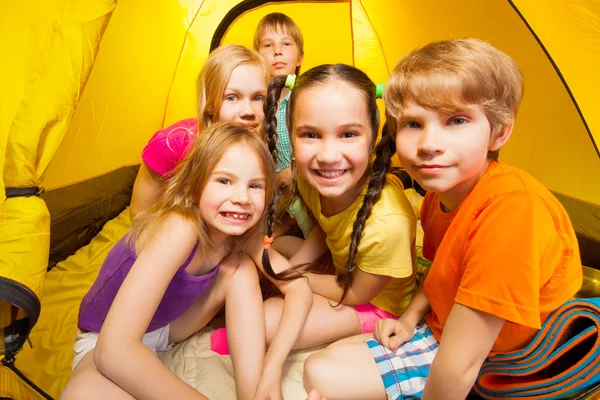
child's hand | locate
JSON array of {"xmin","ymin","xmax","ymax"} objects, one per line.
[
  {"xmin": 253, "ymin": 369, "xmax": 284, "ymax": 400},
  {"xmin": 374, "ymin": 318, "xmax": 415, "ymax": 351}
]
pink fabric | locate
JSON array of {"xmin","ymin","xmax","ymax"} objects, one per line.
[
  {"xmin": 354, "ymin": 303, "xmax": 398, "ymax": 334},
  {"xmin": 210, "ymin": 327, "xmax": 229, "ymax": 355},
  {"xmin": 209, "ymin": 302, "xmax": 398, "ymax": 356},
  {"xmin": 141, "ymin": 118, "xmax": 198, "ymax": 177}
]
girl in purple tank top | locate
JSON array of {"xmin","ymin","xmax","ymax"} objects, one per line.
[{"xmin": 62, "ymin": 122, "xmax": 314, "ymax": 400}]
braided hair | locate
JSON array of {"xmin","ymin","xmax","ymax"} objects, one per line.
[
  {"xmin": 262, "ymin": 65, "xmax": 396, "ymax": 299},
  {"xmin": 336, "ymin": 122, "xmax": 395, "ymax": 304},
  {"xmin": 261, "ymin": 75, "xmax": 300, "ymax": 281}
]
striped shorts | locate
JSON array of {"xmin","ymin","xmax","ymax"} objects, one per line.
[{"xmin": 365, "ymin": 324, "xmax": 439, "ymax": 400}]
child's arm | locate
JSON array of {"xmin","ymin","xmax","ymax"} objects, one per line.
[
  {"xmin": 305, "ymin": 269, "xmax": 392, "ymax": 305},
  {"xmin": 287, "ymin": 224, "xmax": 328, "ymax": 266},
  {"xmin": 374, "ymin": 288, "xmax": 430, "ymax": 350},
  {"xmin": 245, "ymin": 233, "xmax": 313, "ymax": 399},
  {"xmin": 307, "ymin": 212, "xmax": 414, "ymax": 305},
  {"xmin": 94, "ymin": 214, "xmax": 207, "ymax": 400},
  {"xmin": 422, "ymin": 303, "xmax": 504, "ymax": 400},
  {"xmin": 130, "ymin": 162, "xmax": 163, "ymax": 219}
]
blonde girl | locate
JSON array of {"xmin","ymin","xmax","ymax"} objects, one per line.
[
  {"xmin": 130, "ymin": 44, "xmax": 270, "ymax": 218},
  {"xmin": 62, "ymin": 122, "xmax": 312, "ymax": 400}
]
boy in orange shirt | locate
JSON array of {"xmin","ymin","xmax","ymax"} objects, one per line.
[{"xmin": 302, "ymin": 38, "xmax": 583, "ymax": 400}]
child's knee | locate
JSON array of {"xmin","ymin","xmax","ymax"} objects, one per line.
[{"xmin": 303, "ymin": 352, "xmax": 330, "ymax": 392}]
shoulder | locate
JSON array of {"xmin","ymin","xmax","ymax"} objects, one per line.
[
  {"xmin": 474, "ymin": 163, "xmax": 566, "ymax": 219},
  {"xmin": 372, "ymin": 174, "xmax": 418, "ymax": 221},
  {"xmin": 142, "ymin": 118, "xmax": 198, "ymax": 176},
  {"xmin": 143, "ymin": 212, "xmax": 197, "ymax": 249}
]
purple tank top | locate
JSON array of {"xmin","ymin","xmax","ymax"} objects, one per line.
[{"xmin": 78, "ymin": 235, "xmax": 219, "ymax": 333}]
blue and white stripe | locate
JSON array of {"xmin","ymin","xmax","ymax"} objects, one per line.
[{"xmin": 366, "ymin": 323, "xmax": 439, "ymax": 399}]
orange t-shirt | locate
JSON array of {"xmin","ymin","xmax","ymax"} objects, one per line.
[{"xmin": 422, "ymin": 162, "xmax": 582, "ymax": 353}]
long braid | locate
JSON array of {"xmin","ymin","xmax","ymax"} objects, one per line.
[
  {"xmin": 336, "ymin": 122, "xmax": 396, "ymax": 304},
  {"xmin": 261, "ymin": 75, "xmax": 299, "ymax": 281}
]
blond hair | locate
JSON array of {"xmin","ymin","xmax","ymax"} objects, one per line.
[
  {"xmin": 197, "ymin": 44, "xmax": 270, "ymax": 130},
  {"xmin": 253, "ymin": 12, "xmax": 304, "ymax": 75},
  {"xmin": 384, "ymin": 38, "xmax": 524, "ymax": 160},
  {"xmin": 129, "ymin": 122, "xmax": 276, "ymax": 256}
]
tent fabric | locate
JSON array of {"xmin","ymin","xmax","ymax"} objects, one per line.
[
  {"xmin": 1, "ymin": 0, "xmax": 599, "ymax": 398},
  {"xmin": 0, "ymin": 0, "xmax": 116, "ymax": 362},
  {"xmin": 43, "ymin": 165, "xmax": 139, "ymax": 270}
]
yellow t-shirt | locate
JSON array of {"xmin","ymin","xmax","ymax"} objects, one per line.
[{"xmin": 298, "ymin": 174, "xmax": 417, "ymax": 316}]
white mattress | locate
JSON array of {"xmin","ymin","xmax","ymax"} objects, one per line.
[{"xmin": 159, "ymin": 327, "xmax": 327, "ymax": 400}]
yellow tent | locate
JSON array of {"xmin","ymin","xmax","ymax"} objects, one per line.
[{"xmin": 1, "ymin": 0, "xmax": 598, "ymax": 398}]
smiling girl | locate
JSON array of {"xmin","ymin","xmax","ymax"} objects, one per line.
[
  {"xmin": 211, "ymin": 64, "xmax": 418, "ymax": 356},
  {"xmin": 61, "ymin": 123, "xmax": 286, "ymax": 400}
]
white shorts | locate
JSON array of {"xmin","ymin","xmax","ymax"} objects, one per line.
[{"xmin": 71, "ymin": 324, "xmax": 173, "ymax": 371}]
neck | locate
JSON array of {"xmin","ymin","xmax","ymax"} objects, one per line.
[
  {"xmin": 437, "ymin": 160, "xmax": 492, "ymax": 212},
  {"xmin": 280, "ymin": 87, "xmax": 290, "ymax": 102},
  {"xmin": 320, "ymin": 181, "xmax": 366, "ymax": 217},
  {"xmin": 209, "ymin": 230, "xmax": 229, "ymax": 249}
]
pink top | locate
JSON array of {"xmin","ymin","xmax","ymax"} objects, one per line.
[{"xmin": 141, "ymin": 118, "xmax": 198, "ymax": 177}]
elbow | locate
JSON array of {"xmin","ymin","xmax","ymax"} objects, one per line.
[
  {"xmin": 343, "ymin": 291, "xmax": 376, "ymax": 306},
  {"xmin": 93, "ymin": 340, "xmax": 120, "ymax": 378},
  {"xmin": 283, "ymin": 279, "xmax": 313, "ymax": 306},
  {"xmin": 93, "ymin": 338, "xmax": 132, "ymax": 379}
]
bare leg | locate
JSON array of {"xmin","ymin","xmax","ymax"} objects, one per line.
[
  {"xmin": 60, "ymin": 350, "xmax": 136, "ymax": 400},
  {"xmin": 225, "ymin": 256, "xmax": 265, "ymax": 400},
  {"xmin": 303, "ymin": 342, "xmax": 387, "ymax": 400},
  {"xmin": 264, "ymin": 294, "xmax": 362, "ymax": 349},
  {"xmin": 170, "ymin": 254, "xmax": 264, "ymax": 400}
]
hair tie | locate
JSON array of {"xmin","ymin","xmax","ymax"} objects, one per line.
[
  {"xmin": 263, "ymin": 235, "xmax": 274, "ymax": 250},
  {"xmin": 346, "ymin": 264, "xmax": 356, "ymax": 272},
  {"xmin": 375, "ymin": 83, "xmax": 385, "ymax": 99},
  {"xmin": 285, "ymin": 74, "xmax": 297, "ymax": 89}
]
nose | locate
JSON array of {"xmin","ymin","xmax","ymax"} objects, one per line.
[
  {"xmin": 274, "ymin": 44, "xmax": 282, "ymax": 56},
  {"xmin": 316, "ymin": 140, "xmax": 342, "ymax": 164},
  {"xmin": 231, "ymin": 184, "xmax": 250, "ymax": 205},
  {"xmin": 417, "ymin": 125, "xmax": 443, "ymax": 155},
  {"xmin": 239, "ymin": 99, "xmax": 255, "ymax": 118}
]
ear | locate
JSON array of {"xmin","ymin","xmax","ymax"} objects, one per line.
[
  {"xmin": 489, "ymin": 120, "xmax": 514, "ymax": 151},
  {"xmin": 296, "ymin": 52, "xmax": 304, "ymax": 67}
]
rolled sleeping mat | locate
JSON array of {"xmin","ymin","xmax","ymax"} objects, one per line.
[{"xmin": 475, "ymin": 298, "xmax": 600, "ymax": 399}]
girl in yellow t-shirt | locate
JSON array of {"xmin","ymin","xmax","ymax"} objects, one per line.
[{"xmin": 210, "ymin": 64, "xmax": 417, "ymax": 353}]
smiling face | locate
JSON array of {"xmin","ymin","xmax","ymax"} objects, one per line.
[
  {"xmin": 292, "ymin": 80, "xmax": 372, "ymax": 212},
  {"xmin": 216, "ymin": 63, "xmax": 267, "ymax": 132},
  {"xmin": 258, "ymin": 28, "xmax": 303, "ymax": 77},
  {"xmin": 395, "ymin": 100, "xmax": 500, "ymax": 211},
  {"xmin": 199, "ymin": 142, "xmax": 267, "ymax": 238}
]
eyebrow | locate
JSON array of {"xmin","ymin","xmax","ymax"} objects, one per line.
[
  {"xmin": 212, "ymin": 170, "xmax": 266, "ymax": 181},
  {"xmin": 295, "ymin": 122, "xmax": 365, "ymax": 130}
]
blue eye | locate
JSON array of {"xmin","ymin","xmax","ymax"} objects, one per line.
[
  {"xmin": 404, "ymin": 121, "xmax": 420, "ymax": 129},
  {"xmin": 225, "ymin": 95, "xmax": 236, "ymax": 102},
  {"xmin": 254, "ymin": 95, "xmax": 265, "ymax": 102},
  {"xmin": 450, "ymin": 117, "xmax": 467, "ymax": 125}
]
